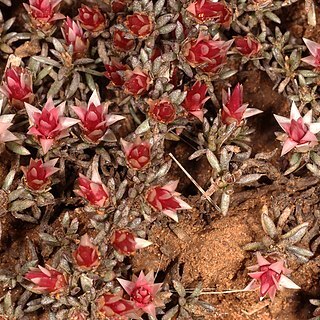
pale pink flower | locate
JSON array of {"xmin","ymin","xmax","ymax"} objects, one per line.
[
  {"xmin": 120, "ymin": 137, "xmax": 151, "ymax": 170},
  {"xmin": 62, "ymin": 17, "xmax": 89, "ymax": 57},
  {"xmin": 25, "ymin": 98, "xmax": 79, "ymax": 154},
  {"xmin": 23, "ymin": 0, "xmax": 64, "ymax": 30},
  {"xmin": 274, "ymin": 102, "xmax": 320, "ymax": 156},
  {"xmin": 72, "ymin": 90, "xmax": 124, "ymax": 143},
  {"xmin": 244, "ymin": 252, "xmax": 300, "ymax": 301},
  {"xmin": 73, "ymin": 234, "xmax": 100, "ymax": 270},
  {"xmin": 0, "ymin": 114, "xmax": 17, "ymax": 143},
  {"xmin": 21, "ymin": 158, "xmax": 59, "ymax": 191},
  {"xmin": 301, "ymin": 38, "xmax": 320, "ymax": 68},
  {"xmin": 111, "ymin": 229, "xmax": 152, "ymax": 255},
  {"xmin": 25, "ymin": 264, "xmax": 67, "ymax": 294},
  {"xmin": 117, "ymin": 271, "xmax": 163, "ymax": 318},
  {"xmin": 74, "ymin": 166, "xmax": 109, "ymax": 208},
  {"xmin": 145, "ymin": 180, "xmax": 192, "ymax": 222},
  {"xmin": 221, "ymin": 83, "xmax": 262, "ymax": 125}
]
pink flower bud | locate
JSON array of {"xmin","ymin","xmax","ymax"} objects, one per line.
[
  {"xmin": 21, "ymin": 158, "xmax": 59, "ymax": 191},
  {"xmin": 221, "ymin": 83, "xmax": 262, "ymax": 125},
  {"xmin": 78, "ymin": 4, "xmax": 106, "ymax": 32},
  {"xmin": 23, "ymin": 0, "xmax": 64, "ymax": 31},
  {"xmin": 121, "ymin": 137, "xmax": 151, "ymax": 170},
  {"xmin": 25, "ymin": 265, "xmax": 67, "ymax": 294},
  {"xmin": 104, "ymin": 58, "xmax": 128, "ymax": 87},
  {"xmin": 74, "ymin": 167, "xmax": 109, "ymax": 208},
  {"xmin": 72, "ymin": 91, "xmax": 124, "ymax": 143},
  {"xmin": 117, "ymin": 271, "xmax": 163, "ymax": 318},
  {"xmin": 182, "ymin": 81, "xmax": 209, "ymax": 121},
  {"xmin": 181, "ymin": 33, "xmax": 233, "ymax": 74},
  {"xmin": 62, "ymin": 17, "xmax": 89, "ymax": 57},
  {"xmin": 125, "ymin": 12, "xmax": 153, "ymax": 38},
  {"xmin": 96, "ymin": 292, "xmax": 137, "ymax": 319},
  {"xmin": 244, "ymin": 253, "xmax": 300, "ymax": 301},
  {"xmin": 0, "ymin": 66, "xmax": 34, "ymax": 109},
  {"xmin": 274, "ymin": 101, "xmax": 320, "ymax": 155},
  {"xmin": 234, "ymin": 35, "xmax": 261, "ymax": 57},
  {"xmin": 73, "ymin": 234, "xmax": 100, "ymax": 270},
  {"xmin": 111, "ymin": 229, "xmax": 152, "ymax": 255},
  {"xmin": 145, "ymin": 180, "xmax": 192, "ymax": 222},
  {"xmin": 0, "ymin": 114, "xmax": 17, "ymax": 144},
  {"xmin": 25, "ymin": 98, "xmax": 79, "ymax": 154},
  {"xmin": 186, "ymin": 0, "xmax": 232, "ymax": 28},
  {"xmin": 148, "ymin": 98, "xmax": 176, "ymax": 124},
  {"xmin": 113, "ymin": 29, "xmax": 135, "ymax": 52},
  {"xmin": 301, "ymin": 38, "xmax": 320, "ymax": 69},
  {"xmin": 124, "ymin": 68, "xmax": 151, "ymax": 96}
]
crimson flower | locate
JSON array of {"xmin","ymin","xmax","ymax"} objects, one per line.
[
  {"xmin": 111, "ymin": 0, "xmax": 128, "ymax": 13},
  {"xmin": 117, "ymin": 271, "xmax": 163, "ymax": 318},
  {"xmin": 301, "ymin": 38, "xmax": 320, "ymax": 69},
  {"xmin": 72, "ymin": 90, "xmax": 124, "ymax": 143},
  {"xmin": 104, "ymin": 58, "xmax": 128, "ymax": 87},
  {"xmin": 111, "ymin": 229, "xmax": 152, "ymax": 255},
  {"xmin": 221, "ymin": 83, "xmax": 262, "ymax": 125},
  {"xmin": 125, "ymin": 12, "xmax": 153, "ymax": 38},
  {"xmin": 244, "ymin": 252, "xmax": 300, "ymax": 301},
  {"xmin": 78, "ymin": 4, "xmax": 106, "ymax": 32},
  {"xmin": 148, "ymin": 98, "xmax": 176, "ymax": 124},
  {"xmin": 234, "ymin": 35, "xmax": 261, "ymax": 57},
  {"xmin": 96, "ymin": 292, "xmax": 137, "ymax": 319},
  {"xmin": 62, "ymin": 17, "xmax": 89, "ymax": 57},
  {"xmin": 121, "ymin": 137, "xmax": 151, "ymax": 170},
  {"xmin": 25, "ymin": 265, "xmax": 67, "ymax": 294},
  {"xmin": 0, "ymin": 114, "xmax": 17, "ymax": 144},
  {"xmin": 25, "ymin": 98, "xmax": 79, "ymax": 154},
  {"xmin": 124, "ymin": 68, "xmax": 151, "ymax": 96},
  {"xmin": 182, "ymin": 81, "xmax": 209, "ymax": 121},
  {"xmin": 21, "ymin": 158, "xmax": 59, "ymax": 191},
  {"xmin": 0, "ymin": 66, "xmax": 34, "ymax": 109},
  {"xmin": 274, "ymin": 101, "xmax": 320, "ymax": 156},
  {"xmin": 112, "ymin": 29, "xmax": 135, "ymax": 52},
  {"xmin": 23, "ymin": 0, "xmax": 64, "ymax": 31},
  {"xmin": 145, "ymin": 180, "xmax": 191, "ymax": 222},
  {"xmin": 74, "ymin": 166, "xmax": 109, "ymax": 208},
  {"xmin": 182, "ymin": 33, "xmax": 233, "ymax": 74},
  {"xmin": 73, "ymin": 234, "xmax": 100, "ymax": 270},
  {"xmin": 186, "ymin": 0, "xmax": 232, "ymax": 28}
]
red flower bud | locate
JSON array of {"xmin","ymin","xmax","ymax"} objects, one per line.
[
  {"xmin": 125, "ymin": 12, "xmax": 153, "ymax": 38},
  {"xmin": 182, "ymin": 81, "xmax": 209, "ymax": 121},
  {"xmin": 62, "ymin": 17, "xmax": 89, "ymax": 57},
  {"xmin": 21, "ymin": 158, "xmax": 59, "ymax": 191},
  {"xmin": 0, "ymin": 66, "xmax": 34, "ymax": 109},
  {"xmin": 148, "ymin": 99, "xmax": 176, "ymax": 124},
  {"xmin": 25, "ymin": 265, "xmax": 67, "ymax": 294},
  {"xmin": 121, "ymin": 137, "xmax": 151, "ymax": 170},
  {"xmin": 96, "ymin": 292, "xmax": 137, "ymax": 319},
  {"xmin": 23, "ymin": 0, "xmax": 65, "ymax": 31},
  {"xmin": 124, "ymin": 68, "xmax": 151, "ymax": 96},
  {"xmin": 111, "ymin": 0, "xmax": 129, "ymax": 13},
  {"xmin": 235, "ymin": 35, "xmax": 261, "ymax": 57},
  {"xmin": 186, "ymin": 0, "xmax": 232, "ymax": 28},
  {"xmin": 104, "ymin": 58, "xmax": 128, "ymax": 87},
  {"xmin": 181, "ymin": 33, "xmax": 233, "ymax": 74},
  {"xmin": 73, "ymin": 234, "xmax": 100, "ymax": 270},
  {"xmin": 113, "ymin": 29, "xmax": 135, "ymax": 52},
  {"xmin": 111, "ymin": 229, "xmax": 152, "ymax": 255},
  {"xmin": 74, "ymin": 167, "xmax": 109, "ymax": 208},
  {"xmin": 78, "ymin": 5, "xmax": 106, "ymax": 32}
]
